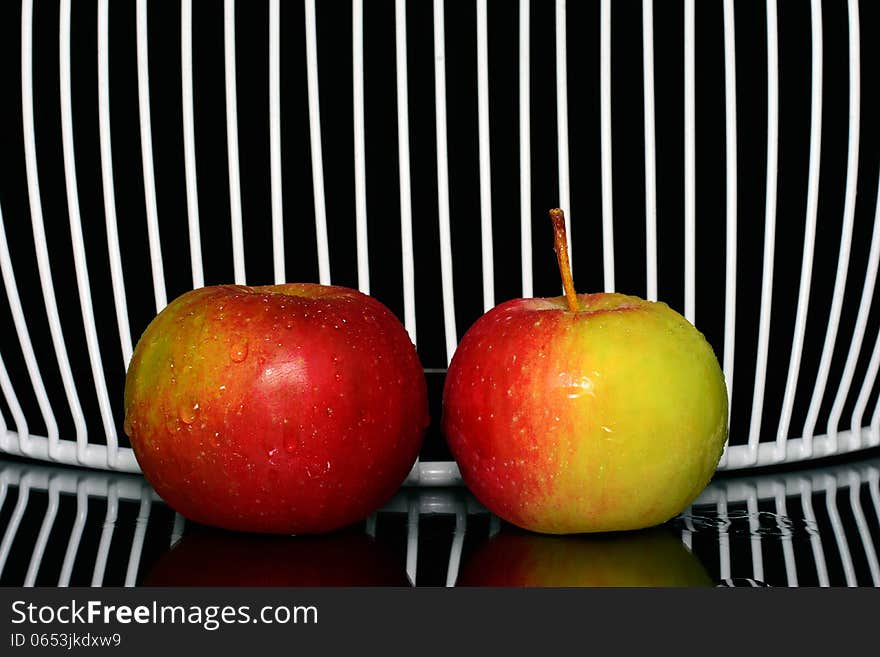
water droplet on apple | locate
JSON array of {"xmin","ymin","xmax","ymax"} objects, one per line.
[
  {"xmin": 326, "ymin": 407, "xmax": 334, "ymax": 417},
  {"xmin": 179, "ymin": 402, "xmax": 198, "ymax": 425},
  {"xmin": 601, "ymin": 425, "xmax": 613, "ymax": 433},
  {"xmin": 230, "ymin": 339, "xmax": 249, "ymax": 362}
]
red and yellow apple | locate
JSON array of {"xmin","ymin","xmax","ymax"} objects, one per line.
[
  {"xmin": 124, "ymin": 283, "xmax": 428, "ymax": 534},
  {"xmin": 443, "ymin": 210, "xmax": 728, "ymax": 534},
  {"xmin": 143, "ymin": 529, "xmax": 410, "ymax": 586},
  {"xmin": 457, "ymin": 527, "xmax": 713, "ymax": 587}
]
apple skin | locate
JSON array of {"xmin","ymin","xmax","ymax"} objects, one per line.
[
  {"xmin": 142, "ymin": 528, "xmax": 410, "ymax": 586},
  {"xmin": 443, "ymin": 292, "xmax": 727, "ymax": 534},
  {"xmin": 457, "ymin": 526, "xmax": 713, "ymax": 587},
  {"xmin": 124, "ymin": 283, "xmax": 428, "ymax": 534}
]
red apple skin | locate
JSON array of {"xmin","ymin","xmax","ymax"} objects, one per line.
[
  {"xmin": 143, "ymin": 529, "xmax": 410, "ymax": 586},
  {"xmin": 443, "ymin": 292, "xmax": 728, "ymax": 534},
  {"xmin": 124, "ymin": 284, "xmax": 428, "ymax": 534}
]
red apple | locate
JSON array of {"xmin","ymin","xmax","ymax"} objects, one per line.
[
  {"xmin": 142, "ymin": 529, "xmax": 410, "ymax": 586},
  {"xmin": 457, "ymin": 527, "xmax": 713, "ymax": 587},
  {"xmin": 443, "ymin": 210, "xmax": 728, "ymax": 534},
  {"xmin": 124, "ymin": 283, "xmax": 428, "ymax": 534}
]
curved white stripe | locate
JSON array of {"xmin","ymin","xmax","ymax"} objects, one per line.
[
  {"xmin": 434, "ymin": 0, "xmax": 458, "ymax": 363},
  {"xmin": 683, "ymin": 0, "xmax": 695, "ymax": 324},
  {"xmin": 224, "ymin": 0, "xmax": 246, "ymax": 285},
  {"xmin": 136, "ymin": 0, "xmax": 168, "ymax": 310},
  {"xmin": 477, "ymin": 0, "xmax": 495, "ymax": 311},
  {"xmin": 720, "ymin": 0, "xmax": 737, "ymax": 467},
  {"xmin": 269, "ymin": 0, "xmax": 285, "ymax": 284},
  {"xmin": 58, "ymin": 484, "xmax": 88, "ymax": 586},
  {"xmin": 91, "ymin": 483, "xmax": 118, "ymax": 586},
  {"xmin": 98, "ymin": 0, "xmax": 134, "ymax": 364},
  {"xmin": 642, "ymin": 0, "xmax": 657, "ymax": 302},
  {"xmin": 776, "ymin": 0, "xmax": 823, "ymax": 454},
  {"xmin": 305, "ymin": 0, "xmax": 331, "ymax": 285},
  {"xmin": 802, "ymin": 0, "xmax": 860, "ymax": 454},
  {"xmin": 61, "ymin": 0, "xmax": 120, "ymax": 468},
  {"xmin": 25, "ymin": 478, "xmax": 59, "ymax": 587},
  {"xmin": 829, "ymin": 171, "xmax": 880, "ymax": 447},
  {"xmin": 555, "ymin": 0, "xmax": 572, "ymax": 262},
  {"xmin": 353, "ymin": 0, "xmax": 369, "ymax": 294},
  {"xmin": 519, "ymin": 0, "xmax": 532, "ymax": 298},
  {"xmin": 599, "ymin": 0, "xmax": 614, "ymax": 292},
  {"xmin": 746, "ymin": 0, "xmax": 778, "ymax": 463},
  {"xmin": 181, "ymin": 0, "xmax": 205, "ymax": 289},
  {"xmin": 21, "ymin": 0, "xmax": 85, "ymax": 461},
  {"xmin": 395, "ymin": 0, "xmax": 417, "ymax": 343},
  {"xmin": 0, "ymin": 346, "xmax": 29, "ymax": 451}
]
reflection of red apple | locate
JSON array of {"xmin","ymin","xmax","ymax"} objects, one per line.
[
  {"xmin": 125, "ymin": 283, "xmax": 428, "ymax": 534},
  {"xmin": 457, "ymin": 527, "xmax": 713, "ymax": 587},
  {"xmin": 143, "ymin": 529, "xmax": 410, "ymax": 586},
  {"xmin": 443, "ymin": 210, "xmax": 728, "ymax": 534}
]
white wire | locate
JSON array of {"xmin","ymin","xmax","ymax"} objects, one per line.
[
  {"xmin": 91, "ymin": 483, "xmax": 118, "ymax": 586},
  {"xmin": 305, "ymin": 0, "xmax": 331, "ymax": 285},
  {"xmin": 776, "ymin": 0, "xmax": 823, "ymax": 455},
  {"xmin": 746, "ymin": 0, "xmax": 778, "ymax": 463},
  {"xmin": 98, "ymin": 0, "xmax": 135, "ymax": 364},
  {"xmin": 269, "ymin": 0, "xmax": 285, "ymax": 284},
  {"xmin": 747, "ymin": 491, "xmax": 764, "ymax": 582},
  {"xmin": 181, "ymin": 0, "xmax": 205, "ymax": 289},
  {"xmin": 136, "ymin": 0, "xmax": 168, "ymax": 311},
  {"xmin": 0, "ymin": 352, "xmax": 28, "ymax": 451},
  {"xmin": 0, "ymin": 478, "xmax": 30, "ymax": 580},
  {"xmin": 642, "ymin": 0, "xmax": 657, "ymax": 302},
  {"xmin": 58, "ymin": 484, "xmax": 88, "ymax": 586},
  {"xmin": 849, "ymin": 473, "xmax": 879, "ymax": 585},
  {"xmin": 395, "ymin": 0, "xmax": 417, "ymax": 344},
  {"xmin": 124, "ymin": 488, "xmax": 152, "ymax": 587},
  {"xmin": 224, "ymin": 0, "xmax": 246, "ymax": 285},
  {"xmin": 800, "ymin": 477, "xmax": 829, "ymax": 586},
  {"xmin": 717, "ymin": 493, "xmax": 731, "ymax": 581},
  {"xmin": 555, "ymin": 0, "xmax": 572, "ymax": 263},
  {"xmin": 60, "ymin": 0, "xmax": 120, "ymax": 468},
  {"xmin": 599, "ymin": 0, "xmax": 614, "ymax": 292},
  {"xmin": 477, "ymin": 0, "xmax": 495, "ymax": 312},
  {"xmin": 353, "ymin": 0, "xmax": 370, "ymax": 294},
  {"xmin": 434, "ymin": 0, "xmax": 458, "ymax": 364},
  {"xmin": 826, "ymin": 477, "xmax": 857, "ymax": 586},
  {"xmin": 719, "ymin": 0, "xmax": 737, "ymax": 468},
  {"xmin": 24, "ymin": 478, "xmax": 60, "ymax": 586},
  {"xmin": 683, "ymin": 0, "xmax": 695, "ymax": 324},
  {"xmin": 774, "ymin": 483, "xmax": 798, "ymax": 587},
  {"xmin": 801, "ymin": 0, "xmax": 860, "ymax": 455},
  {"xmin": 829, "ymin": 170, "xmax": 880, "ymax": 447},
  {"xmin": 445, "ymin": 504, "xmax": 467, "ymax": 587},
  {"xmin": 519, "ymin": 0, "xmax": 532, "ymax": 298},
  {"xmin": 22, "ymin": 0, "xmax": 85, "ymax": 462}
]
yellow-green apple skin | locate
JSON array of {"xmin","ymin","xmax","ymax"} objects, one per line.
[
  {"xmin": 442, "ymin": 292, "xmax": 728, "ymax": 534},
  {"xmin": 457, "ymin": 527, "xmax": 714, "ymax": 586}
]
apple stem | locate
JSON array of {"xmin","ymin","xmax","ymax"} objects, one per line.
[{"xmin": 550, "ymin": 208, "xmax": 580, "ymax": 312}]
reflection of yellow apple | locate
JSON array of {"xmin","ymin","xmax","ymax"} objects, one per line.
[
  {"xmin": 457, "ymin": 527, "xmax": 713, "ymax": 587},
  {"xmin": 142, "ymin": 528, "xmax": 410, "ymax": 586}
]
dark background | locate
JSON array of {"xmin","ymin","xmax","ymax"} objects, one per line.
[{"xmin": 0, "ymin": 0, "xmax": 879, "ymax": 465}]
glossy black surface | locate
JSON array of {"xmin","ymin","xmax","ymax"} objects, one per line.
[{"xmin": 1, "ymin": 452, "xmax": 878, "ymax": 587}]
